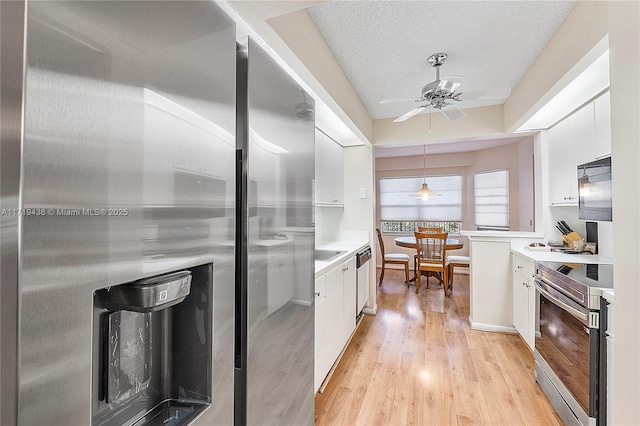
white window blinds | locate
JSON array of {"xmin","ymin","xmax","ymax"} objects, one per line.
[
  {"xmin": 474, "ymin": 170, "xmax": 509, "ymax": 228},
  {"xmin": 379, "ymin": 175, "xmax": 462, "ymax": 221}
]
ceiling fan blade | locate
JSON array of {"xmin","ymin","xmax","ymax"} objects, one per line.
[
  {"xmin": 442, "ymin": 75, "xmax": 467, "ymax": 83},
  {"xmin": 440, "ymin": 105, "xmax": 467, "ymax": 122},
  {"xmin": 379, "ymin": 98, "xmax": 415, "ymax": 104},
  {"xmin": 462, "ymin": 87, "xmax": 512, "ymax": 101},
  {"xmin": 393, "ymin": 106, "xmax": 426, "ymax": 122}
]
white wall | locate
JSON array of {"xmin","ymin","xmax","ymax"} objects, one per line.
[
  {"xmin": 374, "ymin": 139, "xmax": 534, "ymax": 269},
  {"xmin": 343, "ymin": 145, "xmax": 376, "ymax": 312},
  {"xmin": 608, "ymin": 2, "xmax": 640, "ymax": 424},
  {"xmin": 470, "ymin": 140, "xmax": 535, "ymax": 232}
]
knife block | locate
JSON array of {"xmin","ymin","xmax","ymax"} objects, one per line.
[{"xmin": 562, "ymin": 231, "xmax": 585, "ymax": 251}]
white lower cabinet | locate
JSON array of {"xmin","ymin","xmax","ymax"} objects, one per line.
[
  {"xmin": 341, "ymin": 257, "xmax": 357, "ymax": 345},
  {"xmin": 314, "ymin": 255, "xmax": 357, "ymax": 392},
  {"xmin": 314, "ymin": 275, "xmax": 327, "ymax": 392},
  {"xmin": 512, "ymin": 254, "xmax": 536, "ymax": 350},
  {"xmin": 324, "ymin": 265, "xmax": 344, "ymax": 368}
]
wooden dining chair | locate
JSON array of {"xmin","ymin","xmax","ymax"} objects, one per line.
[
  {"xmin": 413, "ymin": 226, "xmax": 442, "ymax": 277},
  {"xmin": 448, "ymin": 255, "xmax": 470, "ymax": 293},
  {"xmin": 376, "ymin": 228, "xmax": 410, "ymax": 285},
  {"xmin": 414, "ymin": 231, "xmax": 449, "ymax": 295}
]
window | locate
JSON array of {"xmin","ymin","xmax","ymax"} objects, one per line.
[
  {"xmin": 380, "ymin": 220, "xmax": 461, "ymax": 234},
  {"xmin": 379, "ymin": 175, "xmax": 462, "ymax": 233},
  {"xmin": 474, "ymin": 170, "xmax": 509, "ymax": 230}
]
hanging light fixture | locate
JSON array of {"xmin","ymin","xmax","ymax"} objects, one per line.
[{"xmin": 414, "ymin": 144, "xmax": 434, "ymax": 200}]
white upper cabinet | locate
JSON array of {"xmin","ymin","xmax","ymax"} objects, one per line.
[
  {"xmin": 315, "ymin": 129, "xmax": 344, "ymax": 206},
  {"xmin": 547, "ymin": 94, "xmax": 610, "ymax": 206},
  {"xmin": 548, "ymin": 120, "xmax": 577, "ymax": 205},
  {"xmin": 594, "ymin": 91, "xmax": 612, "ymax": 159},
  {"xmin": 568, "ymin": 102, "xmax": 596, "ymax": 168}
]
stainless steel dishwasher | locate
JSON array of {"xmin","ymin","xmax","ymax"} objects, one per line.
[{"xmin": 356, "ymin": 246, "xmax": 372, "ymax": 316}]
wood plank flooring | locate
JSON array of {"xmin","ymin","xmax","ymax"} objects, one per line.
[{"xmin": 315, "ymin": 269, "xmax": 563, "ymax": 426}]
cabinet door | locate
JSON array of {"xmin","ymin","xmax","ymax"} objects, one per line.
[
  {"xmin": 547, "ymin": 121, "xmax": 575, "ymax": 205},
  {"xmin": 512, "ymin": 257, "xmax": 529, "ymax": 341},
  {"xmin": 321, "ymin": 135, "xmax": 344, "ymax": 205},
  {"xmin": 324, "ymin": 265, "xmax": 344, "ymax": 365},
  {"xmin": 522, "ymin": 260, "xmax": 536, "ymax": 349},
  {"xmin": 314, "ymin": 275, "xmax": 327, "ymax": 392},
  {"xmin": 341, "ymin": 256, "xmax": 357, "ymax": 346},
  {"xmin": 512, "ymin": 254, "xmax": 535, "ymax": 350},
  {"xmin": 568, "ymin": 102, "xmax": 596, "ymax": 169},
  {"xmin": 594, "ymin": 91, "xmax": 612, "ymax": 159}
]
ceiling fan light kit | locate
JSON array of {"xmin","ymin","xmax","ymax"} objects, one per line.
[{"xmin": 384, "ymin": 52, "xmax": 510, "ymax": 124}]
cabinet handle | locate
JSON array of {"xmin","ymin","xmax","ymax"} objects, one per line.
[
  {"xmin": 315, "ymin": 291, "xmax": 320, "ymax": 297},
  {"xmin": 517, "ymin": 265, "xmax": 523, "ymax": 270}
]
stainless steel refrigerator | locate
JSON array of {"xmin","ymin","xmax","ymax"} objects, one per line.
[
  {"xmin": 0, "ymin": 1, "xmax": 314, "ymax": 425},
  {"xmin": 235, "ymin": 38, "xmax": 315, "ymax": 426}
]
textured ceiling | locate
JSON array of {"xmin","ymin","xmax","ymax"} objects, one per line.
[{"xmin": 307, "ymin": 1, "xmax": 576, "ymax": 121}]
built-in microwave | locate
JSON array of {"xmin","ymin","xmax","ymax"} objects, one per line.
[{"xmin": 578, "ymin": 157, "xmax": 612, "ymax": 222}]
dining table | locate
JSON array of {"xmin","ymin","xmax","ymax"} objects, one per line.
[
  {"xmin": 394, "ymin": 236, "xmax": 463, "ymax": 251},
  {"xmin": 394, "ymin": 236, "xmax": 464, "ymax": 283}
]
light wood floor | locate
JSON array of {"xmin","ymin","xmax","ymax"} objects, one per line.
[{"xmin": 315, "ymin": 269, "xmax": 563, "ymax": 426}]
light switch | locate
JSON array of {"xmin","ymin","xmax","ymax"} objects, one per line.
[{"xmin": 359, "ymin": 188, "xmax": 367, "ymax": 199}]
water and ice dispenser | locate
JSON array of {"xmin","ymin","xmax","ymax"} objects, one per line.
[{"xmin": 92, "ymin": 264, "xmax": 213, "ymax": 425}]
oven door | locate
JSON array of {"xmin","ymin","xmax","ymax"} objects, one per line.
[{"xmin": 534, "ymin": 277, "xmax": 599, "ymax": 421}]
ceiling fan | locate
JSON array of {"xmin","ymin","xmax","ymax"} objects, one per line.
[
  {"xmin": 380, "ymin": 52, "xmax": 511, "ymax": 123},
  {"xmin": 292, "ymin": 88, "xmax": 314, "ymax": 122}
]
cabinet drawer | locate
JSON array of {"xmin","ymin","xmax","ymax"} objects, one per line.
[{"xmin": 513, "ymin": 255, "xmax": 534, "ymax": 276}]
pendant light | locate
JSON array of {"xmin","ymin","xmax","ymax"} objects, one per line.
[
  {"xmin": 414, "ymin": 144, "xmax": 434, "ymax": 200},
  {"xmin": 579, "ymin": 165, "xmax": 593, "ymax": 196}
]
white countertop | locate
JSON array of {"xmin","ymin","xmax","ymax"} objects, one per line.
[
  {"xmin": 315, "ymin": 240, "xmax": 370, "ymax": 277},
  {"xmin": 511, "ymin": 245, "xmax": 614, "ymax": 302},
  {"xmin": 462, "ymin": 230, "xmax": 544, "ymax": 239},
  {"xmin": 510, "ymin": 245, "xmax": 614, "ymax": 264}
]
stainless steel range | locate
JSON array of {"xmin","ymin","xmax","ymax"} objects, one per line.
[{"xmin": 534, "ymin": 261, "xmax": 613, "ymax": 426}]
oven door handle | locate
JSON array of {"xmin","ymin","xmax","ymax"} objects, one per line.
[{"xmin": 534, "ymin": 280, "xmax": 589, "ymax": 323}]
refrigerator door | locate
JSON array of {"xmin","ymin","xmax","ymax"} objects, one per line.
[
  {"xmin": 18, "ymin": 2, "xmax": 236, "ymax": 424},
  {"xmin": 236, "ymin": 38, "xmax": 315, "ymax": 425}
]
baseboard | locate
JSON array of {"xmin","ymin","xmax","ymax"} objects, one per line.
[
  {"xmin": 451, "ymin": 267, "xmax": 469, "ymax": 275},
  {"xmin": 362, "ymin": 304, "xmax": 377, "ymax": 315},
  {"xmin": 377, "ymin": 265, "xmax": 405, "ymax": 271},
  {"xmin": 468, "ymin": 317, "xmax": 518, "ymax": 334}
]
